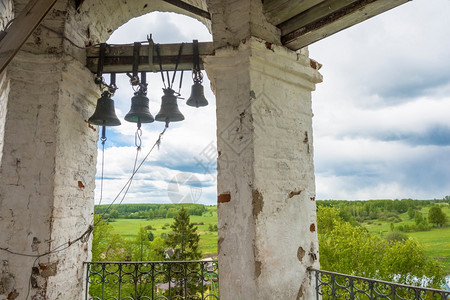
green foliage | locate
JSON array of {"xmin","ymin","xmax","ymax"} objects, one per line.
[
  {"xmin": 134, "ymin": 225, "xmax": 151, "ymax": 261},
  {"xmin": 94, "ymin": 203, "xmax": 207, "ymax": 220},
  {"xmin": 384, "ymin": 231, "xmax": 408, "ymax": 243},
  {"xmin": 165, "ymin": 207, "xmax": 202, "ymax": 260},
  {"xmin": 318, "ymin": 209, "xmax": 445, "ymax": 288},
  {"xmin": 147, "ymin": 230, "xmax": 154, "ymax": 241},
  {"xmin": 91, "ymin": 215, "xmax": 131, "ymax": 261},
  {"xmin": 428, "ymin": 206, "xmax": 448, "ymax": 227},
  {"xmin": 407, "ymin": 207, "xmax": 416, "ymax": 219},
  {"xmin": 317, "ymin": 206, "xmax": 341, "ymax": 234}
]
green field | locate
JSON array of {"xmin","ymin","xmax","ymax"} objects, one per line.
[
  {"xmin": 362, "ymin": 206, "xmax": 450, "ymax": 274},
  {"xmin": 107, "ymin": 204, "xmax": 449, "ymax": 274},
  {"xmin": 109, "ymin": 206, "xmax": 218, "ymax": 256}
]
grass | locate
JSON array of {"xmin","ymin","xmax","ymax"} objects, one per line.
[
  {"xmin": 362, "ymin": 205, "xmax": 450, "ymax": 274},
  {"xmin": 108, "ymin": 205, "xmax": 450, "ymax": 274},
  {"xmin": 109, "ymin": 206, "xmax": 218, "ymax": 256},
  {"xmin": 407, "ymin": 228, "xmax": 450, "ymax": 274}
]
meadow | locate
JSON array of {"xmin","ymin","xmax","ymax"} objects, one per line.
[
  {"xmin": 362, "ymin": 205, "xmax": 450, "ymax": 273},
  {"xmin": 109, "ymin": 206, "xmax": 219, "ymax": 256},
  {"xmin": 107, "ymin": 203, "xmax": 449, "ymax": 274}
]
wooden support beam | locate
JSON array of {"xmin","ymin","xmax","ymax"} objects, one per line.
[
  {"xmin": 86, "ymin": 42, "xmax": 214, "ymax": 74},
  {"xmin": 0, "ymin": 0, "xmax": 58, "ymax": 74},
  {"xmin": 264, "ymin": 0, "xmax": 326, "ymax": 25},
  {"xmin": 281, "ymin": 0, "xmax": 409, "ymax": 50},
  {"xmin": 161, "ymin": 0, "xmax": 210, "ymax": 20},
  {"xmin": 279, "ymin": 0, "xmax": 359, "ymax": 35}
]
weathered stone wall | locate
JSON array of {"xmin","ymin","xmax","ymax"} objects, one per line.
[
  {"xmin": 0, "ymin": 1, "xmax": 98, "ymax": 299},
  {"xmin": 1, "ymin": 0, "xmax": 321, "ymax": 298},
  {"xmin": 205, "ymin": 37, "xmax": 322, "ymax": 299},
  {"xmin": 206, "ymin": 0, "xmax": 280, "ymax": 48},
  {"xmin": 74, "ymin": 0, "xmax": 210, "ymax": 45}
]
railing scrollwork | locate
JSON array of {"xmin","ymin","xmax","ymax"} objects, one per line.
[
  {"xmin": 85, "ymin": 260, "xmax": 219, "ymax": 300},
  {"xmin": 309, "ymin": 268, "xmax": 450, "ymax": 300}
]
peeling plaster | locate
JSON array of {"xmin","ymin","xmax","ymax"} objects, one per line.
[
  {"xmin": 254, "ymin": 260, "xmax": 262, "ymax": 278},
  {"xmin": 288, "ymin": 188, "xmax": 302, "ymax": 198},
  {"xmin": 218, "ymin": 192, "xmax": 231, "ymax": 203},
  {"xmin": 252, "ymin": 189, "xmax": 264, "ymax": 219},
  {"xmin": 39, "ymin": 261, "xmax": 58, "ymax": 278},
  {"xmin": 296, "ymin": 284, "xmax": 304, "ymax": 300},
  {"xmin": 297, "ymin": 247, "xmax": 305, "ymax": 262}
]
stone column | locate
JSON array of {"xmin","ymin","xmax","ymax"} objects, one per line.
[
  {"xmin": 205, "ymin": 37, "xmax": 322, "ymax": 299},
  {"xmin": 0, "ymin": 50, "xmax": 98, "ymax": 299}
]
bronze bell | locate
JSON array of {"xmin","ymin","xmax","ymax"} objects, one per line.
[
  {"xmin": 155, "ymin": 88, "xmax": 184, "ymax": 122},
  {"xmin": 124, "ymin": 91, "xmax": 154, "ymax": 124},
  {"xmin": 88, "ymin": 91, "xmax": 121, "ymax": 126},
  {"xmin": 186, "ymin": 82, "xmax": 208, "ymax": 108}
]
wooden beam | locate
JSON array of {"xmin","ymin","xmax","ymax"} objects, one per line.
[
  {"xmin": 0, "ymin": 0, "xmax": 58, "ymax": 74},
  {"xmin": 86, "ymin": 42, "xmax": 214, "ymax": 73},
  {"xmin": 264, "ymin": 0, "xmax": 326, "ymax": 25},
  {"xmin": 161, "ymin": 0, "xmax": 210, "ymax": 20},
  {"xmin": 281, "ymin": 0, "xmax": 409, "ymax": 50},
  {"xmin": 279, "ymin": 0, "xmax": 359, "ymax": 35}
]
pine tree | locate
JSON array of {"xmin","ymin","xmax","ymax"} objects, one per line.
[{"xmin": 165, "ymin": 207, "xmax": 202, "ymax": 260}]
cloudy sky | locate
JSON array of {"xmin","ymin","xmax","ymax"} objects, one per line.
[{"xmin": 94, "ymin": 0, "xmax": 450, "ymax": 205}]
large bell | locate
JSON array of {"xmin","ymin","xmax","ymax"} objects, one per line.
[
  {"xmin": 124, "ymin": 92, "xmax": 154, "ymax": 124},
  {"xmin": 155, "ymin": 88, "xmax": 184, "ymax": 122},
  {"xmin": 88, "ymin": 92, "xmax": 121, "ymax": 126},
  {"xmin": 186, "ymin": 82, "xmax": 208, "ymax": 108}
]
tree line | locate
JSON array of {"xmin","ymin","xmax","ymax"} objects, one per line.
[
  {"xmin": 94, "ymin": 203, "xmax": 207, "ymax": 220},
  {"xmin": 317, "ymin": 198, "xmax": 449, "ymax": 229}
]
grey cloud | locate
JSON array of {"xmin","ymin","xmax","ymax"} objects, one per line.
[{"xmin": 338, "ymin": 125, "xmax": 450, "ymax": 147}]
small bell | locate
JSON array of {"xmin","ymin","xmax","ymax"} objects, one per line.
[
  {"xmin": 155, "ymin": 88, "xmax": 184, "ymax": 123},
  {"xmin": 124, "ymin": 90, "xmax": 154, "ymax": 124},
  {"xmin": 186, "ymin": 82, "xmax": 208, "ymax": 108},
  {"xmin": 88, "ymin": 91, "xmax": 121, "ymax": 126}
]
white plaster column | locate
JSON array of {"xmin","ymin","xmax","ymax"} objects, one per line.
[
  {"xmin": 0, "ymin": 49, "xmax": 98, "ymax": 299},
  {"xmin": 205, "ymin": 37, "xmax": 322, "ymax": 299}
]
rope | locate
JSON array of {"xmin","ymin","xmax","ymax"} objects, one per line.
[{"xmin": 96, "ymin": 122, "xmax": 169, "ymax": 225}]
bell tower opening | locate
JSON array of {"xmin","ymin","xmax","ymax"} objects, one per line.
[{"xmin": 91, "ymin": 10, "xmax": 218, "ymax": 255}]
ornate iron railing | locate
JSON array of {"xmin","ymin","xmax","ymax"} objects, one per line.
[
  {"xmin": 85, "ymin": 261, "xmax": 219, "ymax": 300},
  {"xmin": 309, "ymin": 268, "xmax": 450, "ymax": 300}
]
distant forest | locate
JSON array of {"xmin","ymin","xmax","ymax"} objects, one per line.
[
  {"xmin": 95, "ymin": 197, "xmax": 449, "ymax": 224},
  {"xmin": 317, "ymin": 197, "xmax": 449, "ymax": 230},
  {"xmin": 94, "ymin": 203, "xmax": 208, "ymax": 220}
]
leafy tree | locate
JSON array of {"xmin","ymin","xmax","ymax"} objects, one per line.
[
  {"xmin": 134, "ymin": 225, "xmax": 151, "ymax": 261},
  {"xmin": 147, "ymin": 230, "xmax": 155, "ymax": 242},
  {"xmin": 165, "ymin": 207, "xmax": 202, "ymax": 260},
  {"xmin": 407, "ymin": 207, "xmax": 416, "ymax": 219},
  {"xmin": 317, "ymin": 208, "xmax": 444, "ymax": 288},
  {"xmin": 384, "ymin": 231, "xmax": 408, "ymax": 243},
  {"xmin": 91, "ymin": 215, "xmax": 131, "ymax": 261},
  {"xmin": 317, "ymin": 206, "xmax": 341, "ymax": 234},
  {"xmin": 414, "ymin": 211, "xmax": 425, "ymax": 225},
  {"xmin": 149, "ymin": 237, "xmax": 166, "ymax": 260},
  {"xmin": 428, "ymin": 206, "xmax": 448, "ymax": 227}
]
